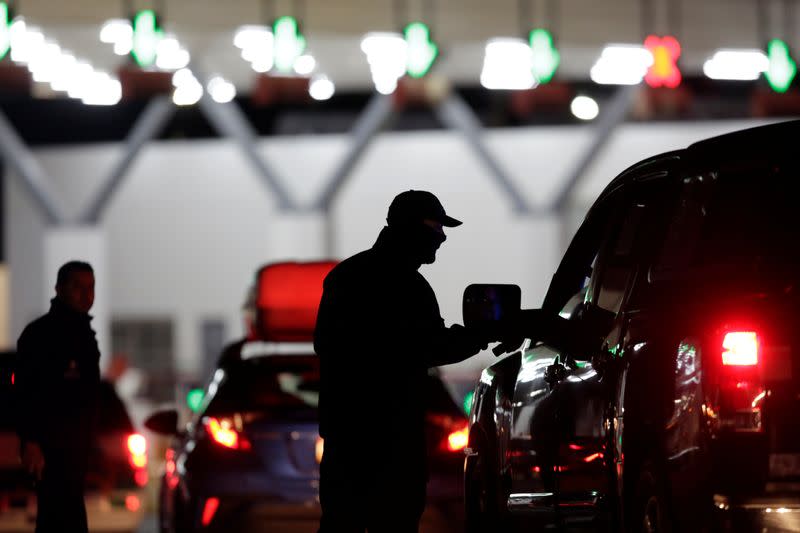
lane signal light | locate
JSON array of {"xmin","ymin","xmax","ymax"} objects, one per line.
[
  {"xmin": 529, "ymin": 28, "xmax": 559, "ymax": 84},
  {"xmin": 0, "ymin": 2, "xmax": 12, "ymax": 60},
  {"xmin": 131, "ymin": 10, "xmax": 163, "ymax": 68},
  {"xmin": 404, "ymin": 22, "xmax": 438, "ymax": 78},
  {"xmin": 644, "ymin": 35, "xmax": 681, "ymax": 88},
  {"xmin": 272, "ymin": 16, "xmax": 305, "ymax": 73},
  {"xmin": 765, "ymin": 39, "xmax": 797, "ymax": 93}
]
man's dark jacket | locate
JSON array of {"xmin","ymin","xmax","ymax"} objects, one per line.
[
  {"xmin": 15, "ymin": 298, "xmax": 101, "ymax": 455},
  {"xmin": 314, "ymin": 227, "xmax": 480, "ymax": 472}
]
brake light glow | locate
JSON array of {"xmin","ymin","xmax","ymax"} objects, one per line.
[
  {"xmin": 315, "ymin": 436, "xmax": 324, "ymax": 464},
  {"xmin": 127, "ymin": 433, "xmax": 148, "ymax": 469},
  {"xmin": 205, "ymin": 417, "xmax": 251, "ymax": 450},
  {"xmin": 201, "ymin": 497, "xmax": 220, "ymax": 526},
  {"xmin": 125, "ymin": 494, "xmax": 141, "ymax": 512},
  {"xmin": 446, "ymin": 424, "xmax": 469, "ymax": 452},
  {"xmin": 722, "ymin": 331, "xmax": 759, "ymax": 366}
]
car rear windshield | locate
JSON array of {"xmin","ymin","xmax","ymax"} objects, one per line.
[
  {"xmin": 652, "ymin": 164, "xmax": 800, "ymax": 288},
  {"xmin": 205, "ymin": 355, "xmax": 320, "ymax": 417}
]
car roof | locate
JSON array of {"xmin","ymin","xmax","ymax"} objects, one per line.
[{"xmin": 592, "ymin": 119, "xmax": 800, "ymax": 209}]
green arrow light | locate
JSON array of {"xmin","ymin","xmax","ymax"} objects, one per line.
[
  {"xmin": 529, "ymin": 28, "xmax": 559, "ymax": 84},
  {"xmin": 131, "ymin": 10, "xmax": 163, "ymax": 68},
  {"xmin": 765, "ymin": 39, "xmax": 796, "ymax": 93},
  {"xmin": 273, "ymin": 16, "xmax": 306, "ymax": 73},
  {"xmin": 404, "ymin": 22, "xmax": 438, "ymax": 78},
  {"xmin": 0, "ymin": 3, "xmax": 10, "ymax": 61},
  {"xmin": 186, "ymin": 388, "xmax": 205, "ymax": 413}
]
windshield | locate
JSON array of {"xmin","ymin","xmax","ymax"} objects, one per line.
[
  {"xmin": 652, "ymin": 164, "xmax": 800, "ymax": 289},
  {"xmin": 204, "ymin": 355, "xmax": 320, "ymax": 417}
]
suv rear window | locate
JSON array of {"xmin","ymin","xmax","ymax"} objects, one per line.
[
  {"xmin": 652, "ymin": 164, "xmax": 799, "ymax": 288},
  {"xmin": 205, "ymin": 355, "xmax": 320, "ymax": 416}
]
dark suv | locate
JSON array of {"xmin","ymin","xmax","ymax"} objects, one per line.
[{"xmin": 464, "ymin": 120, "xmax": 800, "ymax": 533}]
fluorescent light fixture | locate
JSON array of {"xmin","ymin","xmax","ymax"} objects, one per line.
[
  {"xmin": 234, "ymin": 25, "xmax": 274, "ymax": 73},
  {"xmin": 100, "ymin": 19, "xmax": 131, "ymax": 43},
  {"xmin": 10, "ymin": 23, "xmax": 44, "ymax": 64},
  {"xmin": 591, "ymin": 44, "xmax": 653, "ymax": 85},
  {"xmin": 361, "ymin": 32, "xmax": 407, "ymax": 94},
  {"xmin": 294, "ymin": 54, "xmax": 316, "ymax": 75},
  {"xmin": 703, "ymin": 49, "xmax": 768, "ymax": 81},
  {"xmin": 480, "ymin": 38, "xmax": 536, "ymax": 90},
  {"xmin": 155, "ymin": 36, "xmax": 190, "ymax": 70},
  {"xmin": 309, "ymin": 74, "xmax": 335, "ymax": 100},
  {"xmin": 10, "ymin": 18, "xmax": 122, "ymax": 105},
  {"xmin": 28, "ymin": 41, "xmax": 61, "ymax": 82},
  {"xmin": 207, "ymin": 76, "xmax": 236, "ymax": 103},
  {"xmin": 172, "ymin": 68, "xmax": 203, "ymax": 106},
  {"xmin": 571, "ymin": 95, "xmax": 600, "ymax": 120},
  {"xmin": 82, "ymin": 72, "xmax": 122, "ymax": 105}
]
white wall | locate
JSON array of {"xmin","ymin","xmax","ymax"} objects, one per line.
[{"xmin": 6, "ymin": 118, "xmax": 777, "ymax": 380}]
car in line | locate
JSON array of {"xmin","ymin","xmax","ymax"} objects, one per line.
[
  {"xmin": 148, "ymin": 341, "xmax": 470, "ymax": 533},
  {"xmin": 147, "ymin": 261, "xmax": 471, "ymax": 532},
  {"xmin": 0, "ymin": 351, "xmax": 148, "ymax": 531},
  {"xmin": 463, "ymin": 120, "xmax": 800, "ymax": 532}
]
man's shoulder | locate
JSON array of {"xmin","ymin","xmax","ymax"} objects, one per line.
[
  {"xmin": 20, "ymin": 312, "xmax": 53, "ymax": 336},
  {"xmin": 326, "ymin": 249, "xmax": 375, "ymax": 280}
]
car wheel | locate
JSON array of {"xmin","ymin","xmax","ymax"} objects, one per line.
[
  {"xmin": 465, "ymin": 447, "xmax": 510, "ymax": 533},
  {"xmin": 631, "ymin": 462, "xmax": 672, "ymax": 533}
]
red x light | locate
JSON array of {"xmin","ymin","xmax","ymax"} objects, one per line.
[{"xmin": 644, "ymin": 35, "xmax": 681, "ymax": 88}]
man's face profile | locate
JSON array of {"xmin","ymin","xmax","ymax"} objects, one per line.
[
  {"xmin": 419, "ymin": 219, "xmax": 447, "ymax": 264},
  {"xmin": 57, "ymin": 271, "xmax": 95, "ymax": 314}
]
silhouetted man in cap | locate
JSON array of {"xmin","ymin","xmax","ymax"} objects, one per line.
[
  {"xmin": 315, "ymin": 190, "xmax": 488, "ymax": 533},
  {"xmin": 15, "ymin": 261, "xmax": 101, "ymax": 533}
]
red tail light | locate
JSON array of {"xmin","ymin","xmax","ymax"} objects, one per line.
[
  {"xmin": 201, "ymin": 497, "xmax": 220, "ymax": 526},
  {"xmin": 445, "ymin": 423, "xmax": 469, "ymax": 452},
  {"xmin": 722, "ymin": 331, "xmax": 759, "ymax": 366},
  {"xmin": 204, "ymin": 417, "xmax": 251, "ymax": 450},
  {"xmin": 126, "ymin": 433, "xmax": 148, "ymax": 469}
]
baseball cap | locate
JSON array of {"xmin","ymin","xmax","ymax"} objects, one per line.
[{"xmin": 387, "ymin": 190, "xmax": 462, "ymax": 228}]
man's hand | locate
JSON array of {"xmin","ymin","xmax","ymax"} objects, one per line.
[{"xmin": 21, "ymin": 442, "xmax": 44, "ymax": 481}]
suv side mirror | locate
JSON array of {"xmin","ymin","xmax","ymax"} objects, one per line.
[
  {"xmin": 463, "ymin": 284, "xmax": 521, "ymax": 336},
  {"xmin": 144, "ymin": 408, "xmax": 180, "ymax": 436}
]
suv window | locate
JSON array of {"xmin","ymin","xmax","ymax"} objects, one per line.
[
  {"xmin": 651, "ymin": 164, "xmax": 799, "ymax": 289},
  {"xmin": 595, "ymin": 203, "xmax": 646, "ymax": 313},
  {"xmin": 591, "ymin": 174, "xmax": 675, "ymax": 314}
]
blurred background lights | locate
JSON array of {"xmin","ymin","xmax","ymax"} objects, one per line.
[
  {"xmin": 765, "ymin": 39, "xmax": 797, "ymax": 93},
  {"xmin": 155, "ymin": 36, "xmax": 190, "ymax": 70},
  {"xmin": 272, "ymin": 16, "xmax": 305, "ymax": 73},
  {"xmin": 644, "ymin": 35, "xmax": 681, "ymax": 88},
  {"xmin": 480, "ymin": 38, "xmax": 536, "ymax": 90},
  {"xmin": 131, "ymin": 9, "xmax": 162, "ymax": 68},
  {"xmin": 207, "ymin": 76, "xmax": 236, "ymax": 103},
  {"xmin": 530, "ymin": 29, "xmax": 560, "ymax": 84},
  {"xmin": 9, "ymin": 19, "xmax": 121, "ymax": 105},
  {"xmin": 0, "ymin": 2, "xmax": 12, "ymax": 60},
  {"xmin": 234, "ymin": 25, "xmax": 274, "ymax": 73},
  {"xmin": 293, "ymin": 54, "xmax": 316, "ymax": 75},
  {"xmin": 172, "ymin": 68, "xmax": 203, "ymax": 105},
  {"xmin": 571, "ymin": 95, "xmax": 599, "ymax": 120},
  {"xmin": 99, "ymin": 19, "xmax": 132, "ymax": 55},
  {"xmin": 309, "ymin": 74, "xmax": 335, "ymax": 100},
  {"xmin": 82, "ymin": 73, "xmax": 122, "ymax": 106},
  {"xmin": 591, "ymin": 44, "xmax": 653, "ymax": 85},
  {"xmin": 361, "ymin": 32, "xmax": 407, "ymax": 94},
  {"xmin": 703, "ymin": 49, "xmax": 768, "ymax": 81},
  {"xmin": 404, "ymin": 22, "xmax": 438, "ymax": 78}
]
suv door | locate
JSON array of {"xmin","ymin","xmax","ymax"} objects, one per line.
[
  {"xmin": 549, "ymin": 172, "xmax": 678, "ymax": 527},
  {"xmin": 505, "ymin": 185, "xmax": 627, "ymax": 520}
]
